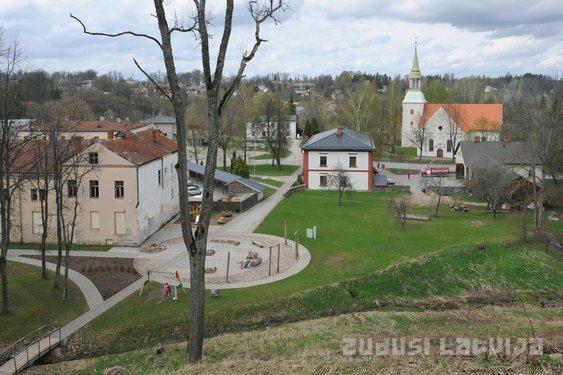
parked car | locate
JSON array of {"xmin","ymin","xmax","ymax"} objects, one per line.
[
  {"xmin": 188, "ymin": 186, "xmax": 202, "ymax": 196},
  {"xmin": 386, "ymin": 178, "xmax": 395, "ymax": 186},
  {"xmin": 420, "ymin": 167, "xmax": 450, "ymax": 176}
]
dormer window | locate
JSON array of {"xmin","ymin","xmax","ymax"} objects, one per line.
[{"xmin": 410, "ymin": 109, "xmax": 414, "ymax": 114}]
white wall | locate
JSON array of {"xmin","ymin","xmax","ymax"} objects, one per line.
[
  {"xmin": 420, "ymin": 108, "xmax": 501, "ymax": 158},
  {"xmin": 136, "ymin": 152, "xmax": 179, "ymax": 242},
  {"xmin": 401, "ymin": 102, "xmax": 425, "ymax": 147},
  {"xmin": 307, "ymin": 150, "xmax": 370, "ymax": 191}
]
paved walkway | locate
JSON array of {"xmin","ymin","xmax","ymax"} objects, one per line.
[{"xmin": 6, "ymin": 255, "xmax": 103, "ymax": 309}]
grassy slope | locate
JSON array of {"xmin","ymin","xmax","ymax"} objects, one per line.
[
  {"xmin": 249, "ymin": 164, "xmax": 299, "ymax": 176},
  {"xmin": 66, "ymin": 191, "xmax": 542, "ymax": 357},
  {"xmin": 41, "ymin": 243, "xmax": 561, "ymax": 374},
  {"xmin": 0, "ymin": 262, "xmax": 88, "ymax": 349}
]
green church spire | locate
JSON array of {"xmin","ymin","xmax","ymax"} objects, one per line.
[{"xmin": 410, "ymin": 42, "xmax": 421, "ymax": 79}]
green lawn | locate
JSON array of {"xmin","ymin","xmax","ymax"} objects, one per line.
[
  {"xmin": 0, "ymin": 262, "xmax": 88, "ymax": 349},
  {"xmin": 262, "ymin": 186, "xmax": 277, "ymax": 199},
  {"xmin": 8, "ymin": 243, "xmax": 111, "ymax": 252},
  {"xmin": 251, "ymin": 149, "xmax": 291, "ymax": 160},
  {"xmin": 65, "ymin": 190, "xmax": 542, "ymax": 357},
  {"xmin": 248, "ymin": 164, "xmax": 299, "ymax": 176},
  {"xmin": 385, "ymin": 168, "xmax": 420, "ymax": 175},
  {"xmin": 252, "ymin": 177, "xmax": 284, "ymax": 188}
]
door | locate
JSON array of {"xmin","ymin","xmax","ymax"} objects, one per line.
[
  {"xmin": 114, "ymin": 212, "xmax": 126, "ymax": 235},
  {"xmin": 436, "ymin": 149, "xmax": 444, "ymax": 158}
]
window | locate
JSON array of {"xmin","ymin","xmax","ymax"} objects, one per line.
[
  {"xmin": 115, "ymin": 181, "xmax": 124, "ymax": 198},
  {"xmin": 319, "ymin": 155, "xmax": 327, "ymax": 167},
  {"xmin": 349, "ymin": 156, "xmax": 357, "ymax": 168},
  {"xmin": 32, "ymin": 212, "xmax": 43, "ymax": 234},
  {"xmin": 89, "ymin": 180, "xmax": 99, "ymax": 198},
  {"xmin": 67, "ymin": 180, "xmax": 77, "ymax": 198},
  {"xmin": 38, "ymin": 189, "xmax": 46, "ymax": 200},
  {"xmin": 410, "ymin": 109, "xmax": 414, "ymax": 114},
  {"xmin": 31, "ymin": 188, "xmax": 38, "ymax": 201},
  {"xmin": 158, "ymin": 170, "xmax": 162, "ymax": 186},
  {"xmin": 410, "ymin": 121, "xmax": 413, "ymax": 125},
  {"xmin": 90, "ymin": 211, "xmax": 100, "ymax": 230},
  {"xmin": 447, "ymin": 140, "xmax": 453, "ymax": 152},
  {"xmin": 114, "ymin": 212, "xmax": 126, "ymax": 235},
  {"xmin": 428, "ymin": 139, "xmax": 434, "ymax": 152},
  {"xmin": 438, "ymin": 126, "xmax": 443, "ymax": 131},
  {"xmin": 319, "ymin": 175, "xmax": 328, "ymax": 187},
  {"xmin": 88, "ymin": 152, "xmax": 99, "ymax": 164}
]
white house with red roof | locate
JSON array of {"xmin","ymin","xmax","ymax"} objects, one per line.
[
  {"xmin": 401, "ymin": 44, "xmax": 503, "ymax": 158},
  {"xmin": 302, "ymin": 126, "xmax": 375, "ymax": 191}
]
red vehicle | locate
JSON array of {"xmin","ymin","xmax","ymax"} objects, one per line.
[{"xmin": 420, "ymin": 166, "xmax": 450, "ymax": 177}]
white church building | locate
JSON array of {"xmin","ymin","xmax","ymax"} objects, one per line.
[{"xmin": 401, "ymin": 44, "xmax": 503, "ymax": 159}]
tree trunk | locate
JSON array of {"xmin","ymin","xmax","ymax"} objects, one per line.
[
  {"xmin": 276, "ymin": 154, "xmax": 282, "ymax": 171},
  {"xmin": 222, "ymin": 146, "xmax": 227, "ymax": 169},
  {"xmin": 62, "ymin": 247, "xmax": 70, "ymax": 300},
  {"xmin": 188, "ymin": 241, "xmax": 206, "ymax": 362},
  {"xmin": 536, "ymin": 168, "xmax": 545, "ymax": 233},
  {"xmin": 435, "ymin": 195, "xmax": 442, "ymax": 217},
  {"xmin": 0, "ymin": 252, "xmax": 7, "ymax": 315},
  {"xmin": 1, "ymin": 196, "xmax": 11, "ymax": 314},
  {"xmin": 54, "ymin": 190, "xmax": 62, "ymax": 288}
]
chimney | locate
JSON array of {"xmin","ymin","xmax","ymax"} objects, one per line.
[
  {"xmin": 125, "ymin": 117, "xmax": 130, "ymax": 122},
  {"xmin": 116, "ymin": 117, "xmax": 121, "ymax": 123},
  {"xmin": 336, "ymin": 125, "xmax": 343, "ymax": 136},
  {"xmin": 152, "ymin": 129, "xmax": 161, "ymax": 144},
  {"xmin": 107, "ymin": 131, "xmax": 114, "ymax": 139}
]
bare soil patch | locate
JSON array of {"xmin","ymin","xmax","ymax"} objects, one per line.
[{"xmin": 24, "ymin": 256, "xmax": 141, "ymax": 300}]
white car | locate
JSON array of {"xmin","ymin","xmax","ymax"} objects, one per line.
[{"xmin": 188, "ymin": 186, "xmax": 202, "ymax": 196}]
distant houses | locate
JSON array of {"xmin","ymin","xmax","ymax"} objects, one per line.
[
  {"xmin": 140, "ymin": 114, "xmax": 177, "ymax": 141},
  {"xmin": 302, "ymin": 126, "xmax": 375, "ymax": 191}
]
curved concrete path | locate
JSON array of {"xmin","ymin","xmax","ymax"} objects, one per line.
[{"xmin": 6, "ymin": 255, "xmax": 103, "ymax": 309}]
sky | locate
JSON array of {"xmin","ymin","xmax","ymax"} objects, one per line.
[{"xmin": 1, "ymin": 0, "xmax": 562, "ymax": 79}]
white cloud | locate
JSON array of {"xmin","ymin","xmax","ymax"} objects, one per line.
[{"xmin": 0, "ymin": 0, "xmax": 561, "ymax": 77}]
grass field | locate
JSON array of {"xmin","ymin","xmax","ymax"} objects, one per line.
[
  {"xmin": 385, "ymin": 168, "xmax": 420, "ymax": 175},
  {"xmin": 47, "ymin": 241, "xmax": 561, "ymax": 374},
  {"xmin": 251, "ymin": 149, "xmax": 291, "ymax": 160},
  {"xmin": 252, "ymin": 177, "xmax": 284, "ymax": 188},
  {"xmin": 248, "ymin": 164, "xmax": 299, "ymax": 176},
  {"xmin": 0, "ymin": 262, "xmax": 87, "ymax": 350},
  {"xmin": 8, "ymin": 243, "xmax": 112, "ymax": 252},
  {"xmin": 63, "ymin": 190, "xmax": 551, "ymax": 357}
]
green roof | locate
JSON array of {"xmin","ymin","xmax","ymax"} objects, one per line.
[{"xmin": 410, "ymin": 44, "xmax": 421, "ymax": 79}]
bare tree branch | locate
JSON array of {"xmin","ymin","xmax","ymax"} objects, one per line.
[
  {"xmin": 133, "ymin": 58, "xmax": 172, "ymax": 100},
  {"xmin": 70, "ymin": 13, "xmax": 163, "ymax": 47}
]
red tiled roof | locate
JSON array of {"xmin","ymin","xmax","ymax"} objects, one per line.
[
  {"xmin": 101, "ymin": 130, "xmax": 177, "ymax": 166},
  {"xmin": 420, "ymin": 103, "xmax": 502, "ymax": 132},
  {"xmin": 32, "ymin": 120, "xmax": 145, "ymax": 133}
]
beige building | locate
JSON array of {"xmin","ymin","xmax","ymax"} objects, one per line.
[{"xmin": 9, "ymin": 130, "xmax": 179, "ymax": 246}]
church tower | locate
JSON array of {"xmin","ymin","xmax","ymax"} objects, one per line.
[{"xmin": 401, "ymin": 42, "xmax": 426, "ymax": 147}]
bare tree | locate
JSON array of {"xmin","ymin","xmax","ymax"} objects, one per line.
[
  {"xmin": 388, "ymin": 197, "xmax": 411, "ymax": 230},
  {"xmin": 29, "ymin": 140, "xmax": 53, "ymax": 279},
  {"xmin": 328, "ymin": 166, "xmax": 353, "ymax": 206},
  {"xmin": 420, "ymin": 174, "xmax": 447, "ymax": 217},
  {"xmin": 408, "ymin": 116, "xmax": 426, "ymax": 160},
  {"xmin": 219, "ymin": 94, "xmax": 244, "ymax": 169},
  {"xmin": 466, "ymin": 159, "xmax": 513, "ymax": 218},
  {"xmin": 258, "ymin": 90, "xmax": 289, "ymax": 170},
  {"xmin": 506, "ymin": 83, "xmax": 562, "ymax": 233},
  {"xmin": 338, "ymin": 80, "xmax": 377, "ymax": 132},
  {"xmin": 443, "ymin": 104, "xmax": 466, "ymax": 160},
  {"xmin": 59, "ymin": 139, "xmax": 93, "ymax": 300},
  {"xmin": 71, "ymin": 0, "xmax": 286, "ymax": 362},
  {"xmin": 0, "ymin": 30, "xmax": 29, "ymax": 314},
  {"xmin": 185, "ymin": 95, "xmax": 208, "ymax": 164}
]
